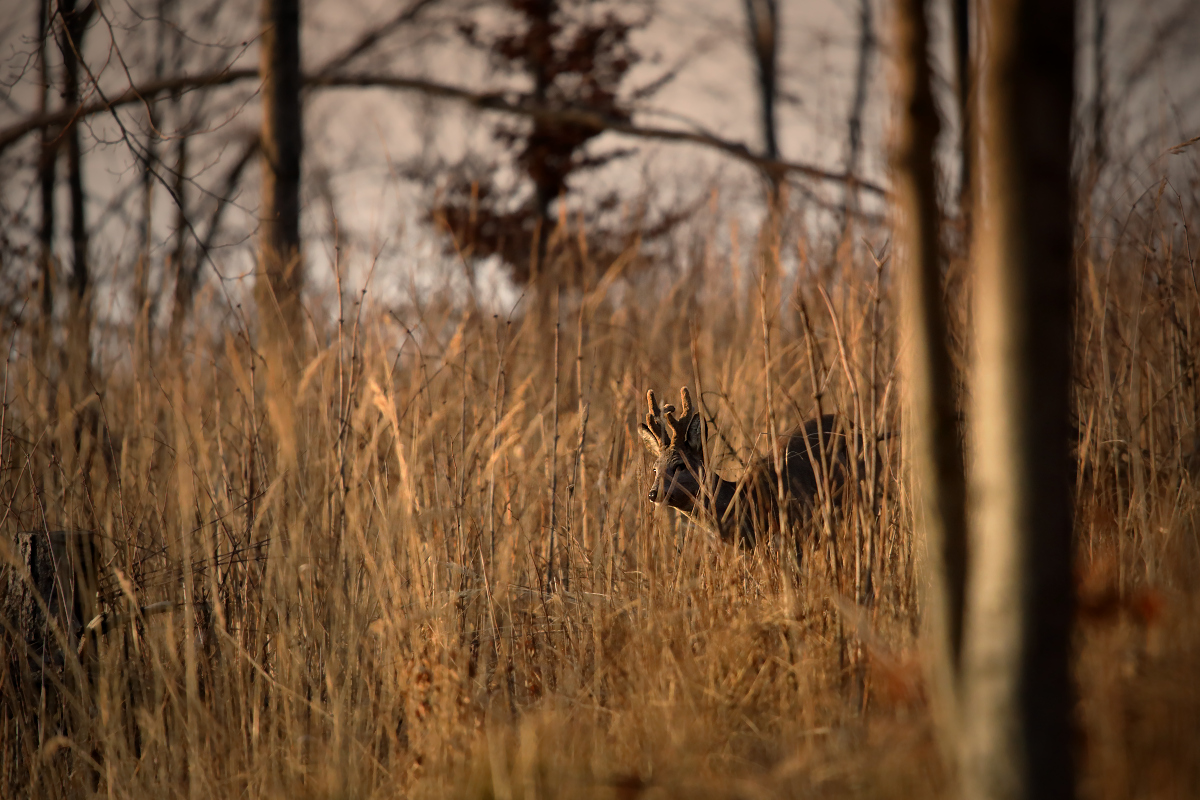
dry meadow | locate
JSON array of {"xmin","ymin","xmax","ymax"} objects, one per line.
[{"xmin": 2, "ymin": 190, "xmax": 1199, "ymax": 799}]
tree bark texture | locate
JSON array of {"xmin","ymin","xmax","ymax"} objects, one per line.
[
  {"xmin": 891, "ymin": 0, "xmax": 969, "ymax": 762},
  {"xmin": 258, "ymin": 0, "xmax": 304, "ymax": 347},
  {"xmin": 962, "ymin": 0, "xmax": 1077, "ymax": 798}
]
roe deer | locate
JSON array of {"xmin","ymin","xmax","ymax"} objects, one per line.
[{"xmin": 638, "ymin": 386, "xmax": 855, "ymax": 548}]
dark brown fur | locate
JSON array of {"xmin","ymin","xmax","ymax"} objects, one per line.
[{"xmin": 639, "ymin": 387, "xmax": 853, "ymax": 548}]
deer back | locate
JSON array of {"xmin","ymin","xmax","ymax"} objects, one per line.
[
  {"xmin": 717, "ymin": 415, "xmax": 853, "ymax": 547},
  {"xmin": 778, "ymin": 414, "xmax": 853, "ymax": 502}
]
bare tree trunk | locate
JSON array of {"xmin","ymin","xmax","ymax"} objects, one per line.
[
  {"xmin": 37, "ymin": 0, "xmax": 56, "ymax": 351},
  {"xmin": 166, "ymin": 1, "xmax": 195, "ymax": 353},
  {"xmin": 257, "ymin": 0, "xmax": 304, "ymax": 349},
  {"xmin": 744, "ymin": 0, "xmax": 782, "ymax": 318},
  {"xmin": 167, "ymin": 130, "xmax": 190, "ymax": 351},
  {"xmin": 891, "ymin": 0, "xmax": 969, "ymax": 770},
  {"xmin": 841, "ymin": 0, "xmax": 874, "ymax": 235},
  {"xmin": 257, "ymin": 0, "xmax": 303, "ymax": 480},
  {"xmin": 59, "ymin": 0, "xmax": 95, "ymax": 392},
  {"xmin": 136, "ymin": 138, "xmax": 154, "ymax": 347},
  {"xmin": 135, "ymin": 2, "xmax": 166, "ymax": 368},
  {"xmin": 962, "ymin": 0, "xmax": 1077, "ymax": 797},
  {"xmin": 744, "ymin": 0, "xmax": 779, "ymax": 164}
]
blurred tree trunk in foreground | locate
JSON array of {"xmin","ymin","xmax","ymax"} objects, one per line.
[
  {"xmin": 952, "ymin": 0, "xmax": 973, "ymax": 225},
  {"xmin": 891, "ymin": 0, "xmax": 968, "ymax": 769},
  {"xmin": 257, "ymin": 0, "xmax": 304, "ymax": 350},
  {"xmin": 961, "ymin": 0, "xmax": 1077, "ymax": 798}
]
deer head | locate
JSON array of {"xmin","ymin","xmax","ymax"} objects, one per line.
[{"xmin": 638, "ymin": 387, "xmax": 707, "ymax": 513}]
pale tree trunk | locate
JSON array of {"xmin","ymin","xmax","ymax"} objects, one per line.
[
  {"xmin": 962, "ymin": 0, "xmax": 1077, "ymax": 798},
  {"xmin": 257, "ymin": 0, "xmax": 304, "ymax": 350},
  {"xmin": 891, "ymin": 0, "xmax": 969, "ymax": 768}
]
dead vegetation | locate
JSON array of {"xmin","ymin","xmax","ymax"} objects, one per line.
[{"xmin": 1, "ymin": 183, "xmax": 1198, "ymax": 798}]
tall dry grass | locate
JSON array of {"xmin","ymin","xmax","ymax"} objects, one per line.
[{"xmin": 1, "ymin": 187, "xmax": 1198, "ymax": 799}]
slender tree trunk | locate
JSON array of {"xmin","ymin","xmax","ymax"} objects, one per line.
[
  {"xmin": 134, "ymin": 0, "xmax": 170, "ymax": 366},
  {"xmin": 744, "ymin": 0, "xmax": 779, "ymax": 164},
  {"xmin": 59, "ymin": 0, "xmax": 95, "ymax": 391},
  {"xmin": 841, "ymin": 0, "xmax": 874, "ymax": 235},
  {"xmin": 744, "ymin": 0, "xmax": 782, "ymax": 317},
  {"xmin": 135, "ymin": 113, "xmax": 159, "ymax": 365},
  {"xmin": 744, "ymin": 0, "xmax": 784, "ymax": 251},
  {"xmin": 257, "ymin": 0, "xmax": 304, "ymax": 349},
  {"xmin": 136, "ymin": 136, "xmax": 155, "ymax": 333},
  {"xmin": 166, "ymin": 0, "xmax": 194, "ymax": 352},
  {"xmin": 961, "ymin": 0, "xmax": 1077, "ymax": 798},
  {"xmin": 167, "ymin": 130, "xmax": 190, "ymax": 350},
  {"xmin": 37, "ymin": 0, "xmax": 56, "ymax": 346},
  {"xmin": 891, "ymin": 0, "xmax": 969, "ymax": 771}
]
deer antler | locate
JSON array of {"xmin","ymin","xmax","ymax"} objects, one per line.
[
  {"xmin": 642, "ymin": 390, "xmax": 668, "ymax": 449},
  {"xmin": 641, "ymin": 387, "xmax": 698, "ymax": 448}
]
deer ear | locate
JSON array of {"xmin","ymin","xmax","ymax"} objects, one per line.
[
  {"xmin": 685, "ymin": 414, "xmax": 704, "ymax": 451},
  {"xmin": 638, "ymin": 423, "xmax": 663, "ymax": 456}
]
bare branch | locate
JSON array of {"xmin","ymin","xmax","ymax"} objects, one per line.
[
  {"xmin": 313, "ymin": 0, "xmax": 440, "ymax": 78},
  {"xmin": 311, "ymin": 73, "xmax": 888, "ymax": 195},
  {"xmin": 0, "ymin": 67, "xmax": 888, "ymax": 196},
  {"xmin": 0, "ymin": 67, "xmax": 258, "ymax": 155}
]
